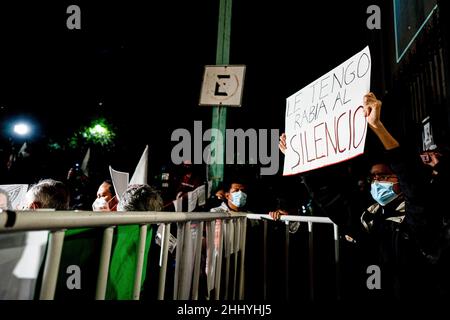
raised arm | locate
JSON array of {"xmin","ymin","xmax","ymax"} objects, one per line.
[{"xmin": 363, "ymin": 92, "xmax": 399, "ymax": 150}]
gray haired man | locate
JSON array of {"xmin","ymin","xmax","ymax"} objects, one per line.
[{"xmin": 24, "ymin": 179, "xmax": 70, "ymax": 210}]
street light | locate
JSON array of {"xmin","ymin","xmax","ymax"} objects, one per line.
[
  {"xmin": 13, "ymin": 123, "xmax": 30, "ymax": 136},
  {"xmin": 89, "ymin": 124, "xmax": 108, "ymax": 136},
  {"xmin": 78, "ymin": 118, "xmax": 115, "ymax": 147}
]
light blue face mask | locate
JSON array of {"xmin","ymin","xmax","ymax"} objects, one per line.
[
  {"xmin": 231, "ymin": 190, "xmax": 247, "ymax": 208},
  {"xmin": 370, "ymin": 181, "xmax": 399, "ymax": 206}
]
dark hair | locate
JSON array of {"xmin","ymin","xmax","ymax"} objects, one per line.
[
  {"xmin": 365, "ymin": 152, "xmax": 390, "ymax": 172},
  {"xmin": 102, "ymin": 180, "xmax": 115, "ymax": 197},
  {"xmin": 118, "ymin": 184, "xmax": 163, "ymax": 212},
  {"xmin": 222, "ymin": 178, "xmax": 247, "ymax": 193}
]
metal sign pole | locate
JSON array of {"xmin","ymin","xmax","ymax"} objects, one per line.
[{"xmin": 209, "ymin": 0, "xmax": 232, "ymax": 192}]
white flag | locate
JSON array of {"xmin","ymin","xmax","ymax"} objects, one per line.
[
  {"xmin": 130, "ymin": 145, "xmax": 149, "ymax": 185},
  {"xmin": 18, "ymin": 142, "xmax": 30, "ymax": 158},
  {"xmin": 81, "ymin": 147, "xmax": 90, "ymax": 177},
  {"xmin": 109, "ymin": 166, "xmax": 129, "ymax": 201}
]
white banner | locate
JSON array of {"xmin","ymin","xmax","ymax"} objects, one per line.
[
  {"xmin": 0, "ymin": 184, "xmax": 28, "ymax": 210},
  {"xmin": 283, "ymin": 46, "xmax": 371, "ymax": 175}
]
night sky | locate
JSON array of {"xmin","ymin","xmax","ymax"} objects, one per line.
[{"xmin": 0, "ymin": 0, "xmax": 386, "ymax": 184}]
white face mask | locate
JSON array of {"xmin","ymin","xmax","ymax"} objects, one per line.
[{"xmin": 92, "ymin": 197, "xmax": 110, "ymax": 211}]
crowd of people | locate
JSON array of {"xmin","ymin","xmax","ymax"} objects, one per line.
[{"xmin": 1, "ymin": 91, "xmax": 449, "ymax": 300}]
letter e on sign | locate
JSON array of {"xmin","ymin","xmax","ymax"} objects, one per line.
[{"xmin": 199, "ymin": 65, "xmax": 246, "ymax": 107}]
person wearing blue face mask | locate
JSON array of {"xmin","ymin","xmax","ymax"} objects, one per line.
[
  {"xmin": 361, "ymin": 92, "xmax": 446, "ymax": 299},
  {"xmin": 360, "ymin": 163, "xmax": 405, "ymax": 233},
  {"xmin": 274, "ymin": 92, "xmax": 446, "ymax": 299},
  {"xmin": 369, "ymin": 166, "xmax": 400, "ymax": 206},
  {"xmin": 207, "ymin": 180, "xmax": 247, "ymax": 299},
  {"xmin": 211, "ymin": 182, "xmax": 248, "ymax": 213}
]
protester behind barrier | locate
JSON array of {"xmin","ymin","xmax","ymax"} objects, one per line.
[
  {"xmin": 106, "ymin": 184, "xmax": 163, "ymax": 300},
  {"xmin": 0, "ymin": 184, "xmax": 50, "ymax": 300}
]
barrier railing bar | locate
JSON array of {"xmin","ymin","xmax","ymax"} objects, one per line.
[
  {"xmin": 246, "ymin": 214, "xmax": 333, "ymax": 224},
  {"xmin": 191, "ymin": 221, "xmax": 204, "ymax": 300},
  {"xmin": 308, "ymin": 221, "xmax": 314, "ymax": 301},
  {"xmin": 238, "ymin": 217, "xmax": 247, "ymax": 300},
  {"xmin": 232, "ymin": 219, "xmax": 240, "ymax": 300},
  {"xmin": 284, "ymin": 221, "xmax": 290, "ymax": 300},
  {"xmin": 39, "ymin": 229, "xmax": 65, "ymax": 300},
  {"xmin": 263, "ymin": 219, "xmax": 268, "ymax": 300},
  {"xmin": 205, "ymin": 220, "xmax": 215, "ymax": 299},
  {"xmin": 157, "ymin": 223, "xmax": 170, "ymax": 300},
  {"xmin": 214, "ymin": 219, "xmax": 224, "ymax": 300},
  {"xmin": 180, "ymin": 221, "xmax": 193, "ymax": 299},
  {"xmin": 173, "ymin": 222, "xmax": 184, "ymax": 299},
  {"xmin": 333, "ymin": 224, "xmax": 341, "ymax": 300},
  {"xmin": 0, "ymin": 211, "xmax": 247, "ymax": 232},
  {"xmin": 132, "ymin": 224, "xmax": 148, "ymax": 300},
  {"xmin": 224, "ymin": 220, "xmax": 231, "ymax": 300},
  {"xmin": 95, "ymin": 226, "xmax": 115, "ymax": 300}
]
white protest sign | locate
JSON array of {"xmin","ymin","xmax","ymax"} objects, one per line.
[
  {"xmin": 283, "ymin": 46, "xmax": 371, "ymax": 175},
  {"xmin": 196, "ymin": 185, "xmax": 206, "ymax": 206},
  {"xmin": 0, "ymin": 184, "xmax": 28, "ymax": 210},
  {"xmin": 130, "ymin": 145, "xmax": 148, "ymax": 185},
  {"xmin": 13, "ymin": 231, "xmax": 49, "ymax": 279},
  {"xmin": 173, "ymin": 197, "xmax": 182, "ymax": 212},
  {"xmin": 187, "ymin": 190, "xmax": 198, "ymax": 212},
  {"xmin": 109, "ymin": 166, "xmax": 129, "ymax": 201}
]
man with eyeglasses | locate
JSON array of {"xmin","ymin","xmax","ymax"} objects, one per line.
[
  {"xmin": 360, "ymin": 164, "xmax": 404, "ymax": 232},
  {"xmin": 360, "ymin": 92, "xmax": 444, "ymax": 299},
  {"xmin": 277, "ymin": 92, "xmax": 444, "ymax": 298}
]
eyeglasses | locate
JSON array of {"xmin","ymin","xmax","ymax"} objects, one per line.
[{"xmin": 367, "ymin": 174, "xmax": 397, "ymax": 184}]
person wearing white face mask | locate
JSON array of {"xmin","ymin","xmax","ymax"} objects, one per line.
[{"xmin": 92, "ymin": 180, "xmax": 118, "ymax": 212}]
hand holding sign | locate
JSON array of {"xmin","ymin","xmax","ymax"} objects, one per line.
[
  {"xmin": 363, "ymin": 92, "xmax": 383, "ymax": 129},
  {"xmin": 279, "ymin": 133, "xmax": 287, "ymax": 155},
  {"xmin": 363, "ymin": 92, "xmax": 400, "ymax": 151}
]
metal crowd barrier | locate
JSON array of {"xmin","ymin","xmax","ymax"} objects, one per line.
[
  {"xmin": 0, "ymin": 210, "xmax": 339, "ymax": 300},
  {"xmin": 246, "ymin": 214, "xmax": 340, "ymax": 301},
  {"xmin": 0, "ymin": 210, "xmax": 247, "ymax": 300}
]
